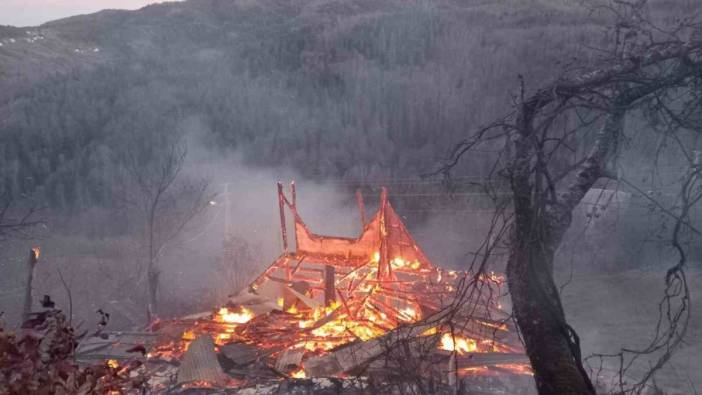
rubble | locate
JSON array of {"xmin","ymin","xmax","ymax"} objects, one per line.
[
  {"xmin": 76, "ymin": 184, "xmax": 532, "ymax": 393},
  {"xmin": 177, "ymin": 335, "xmax": 229, "ymax": 387}
]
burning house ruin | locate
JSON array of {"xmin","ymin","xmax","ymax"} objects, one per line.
[{"xmin": 76, "ymin": 183, "xmax": 532, "ymax": 393}]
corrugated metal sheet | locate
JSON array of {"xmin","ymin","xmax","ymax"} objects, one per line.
[{"xmin": 177, "ymin": 335, "xmax": 228, "ymax": 387}]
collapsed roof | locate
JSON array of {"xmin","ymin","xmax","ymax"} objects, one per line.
[
  {"xmin": 75, "ymin": 183, "xmax": 530, "ymax": 391},
  {"xmin": 250, "ymin": 183, "xmax": 455, "ymax": 323}
]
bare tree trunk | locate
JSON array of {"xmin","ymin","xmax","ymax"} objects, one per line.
[
  {"xmin": 507, "ymin": 155, "xmax": 595, "ymax": 393},
  {"xmin": 503, "ymin": 98, "xmax": 609, "ymax": 394},
  {"xmin": 508, "ymin": 102, "xmax": 654, "ymax": 393},
  {"xmin": 146, "ymin": 267, "xmax": 158, "ymax": 323},
  {"xmin": 146, "ymin": 202, "xmax": 159, "ymax": 323},
  {"xmin": 120, "ymin": 139, "xmax": 207, "ymax": 325},
  {"xmin": 507, "ymin": 232, "xmax": 595, "ymax": 394}
]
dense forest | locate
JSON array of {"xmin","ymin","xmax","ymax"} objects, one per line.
[{"xmin": 1, "ymin": 0, "xmax": 615, "ymax": 212}]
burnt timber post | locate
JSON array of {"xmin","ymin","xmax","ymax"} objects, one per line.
[
  {"xmin": 378, "ymin": 187, "xmax": 390, "ymax": 280},
  {"xmin": 277, "ymin": 182, "xmax": 288, "ymax": 253},
  {"xmin": 324, "ymin": 265, "xmax": 336, "ymax": 306},
  {"xmin": 22, "ymin": 247, "xmax": 40, "ymax": 321},
  {"xmin": 355, "ymin": 189, "xmax": 366, "ymax": 228}
]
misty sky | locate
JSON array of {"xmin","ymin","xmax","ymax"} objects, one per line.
[{"xmin": 0, "ymin": 1, "xmax": 176, "ymax": 27}]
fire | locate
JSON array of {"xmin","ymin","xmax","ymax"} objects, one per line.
[
  {"xmin": 217, "ymin": 306, "xmax": 254, "ymax": 324},
  {"xmin": 299, "ymin": 303, "xmax": 336, "ymax": 328},
  {"xmin": 390, "ymin": 257, "xmax": 421, "ymax": 270},
  {"xmin": 296, "ymin": 301, "xmax": 388, "ymax": 351},
  {"xmin": 460, "ymin": 366, "xmax": 489, "ymax": 375},
  {"xmin": 498, "ymin": 363, "xmax": 534, "ymax": 376},
  {"xmin": 106, "ymin": 359, "xmax": 120, "ymax": 369},
  {"xmin": 422, "ymin": 327, "xmax": 438, "ymax": 336},
  {"xmin": 398, "ymin": 306, "xmax": 420, "ymax": 321},
  {"xmin": 216, "ymin": 332, "xmax": 232, "ymax": 344},
  {"xmin": 391, "ymin": 257, "xmax": 406, "ymax": 268},
  {"xmin": 440, "ymin": 333, "xmax": 477, "ymax": 354},
  {"xmin": 182, "ymin": 381, "xmax": 216, "ymax": 389},
  {"xmin": 458, "ymin": 364, "xmax": 533, "ymax": 377},
  {"xmin": 130, "ymin": 185, "xmax": 529, "ymax": 383}
]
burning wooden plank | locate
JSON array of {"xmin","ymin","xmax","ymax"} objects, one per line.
[
  {"xmin": 455, "ymin": 352, "xmax": 530, "ymax": 367},
  {"xmin": 303, "ymin": 320, "xmax": 439, "ymax": 377},
  {"xmin": 283, "ymin": 281, "xmax": 320, "ymax": 310}
]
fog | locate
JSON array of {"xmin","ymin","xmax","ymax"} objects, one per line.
[
  {"xmin": 0, "ymin": 135, "xmax": 508, "ymax": 327},
  {"xmin": 161, "ymin": 148, "xmax": 364, "ymax": 307}
]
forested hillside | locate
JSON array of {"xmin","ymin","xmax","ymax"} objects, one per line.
[{"xmin": 0, "ymin": 0, "xmax": 618, "ymax": 212}]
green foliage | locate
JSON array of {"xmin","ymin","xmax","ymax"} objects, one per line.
[{"xmin": 0, "ymin": 310, "xmax": 144, "ymax": 394}]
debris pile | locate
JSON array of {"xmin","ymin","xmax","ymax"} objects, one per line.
[{"xmin": 77, "ymin": 184, "xmax": 532, "ymax": 393}]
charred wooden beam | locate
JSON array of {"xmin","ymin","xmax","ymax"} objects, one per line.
[
  {"xmin": 304, "ymin": 317, "xmax": 440, "ymax": 377},
  {"xmin": 277, "ymin": 182, "xmax": 288, "ymax": 254},
  {"xmin": 356, "ymin": 189, "xmax": 366, "ymax": 227},
  {"xmin": 22, "ymin": 247, "xmax": 40, "ymax": 321},
  {"xmin": 324, "ymin": 265, "xmax": 336, "ymax": 306}
]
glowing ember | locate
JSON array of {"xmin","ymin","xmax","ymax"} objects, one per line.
[
  {"xmin": 440, "ymin": 333, "xmax": 477, "ymax": 354},
  {"xmin": 182, "ymin": 380, "xmax": 216, "ymax": 389},
  {"xmin": 291, "ymin": 368, "xmax": 306, "ymax": 379},
  {"xmin": 217, "ymin": 306, "xmax": 254, "ymax": 324},
  {"xmin": 216, "ymin": 332, "xmax": 233, "ymax": 344},
  {"xmin": 498, "ymin": 363, "xmax": 534, "ymax": 376},
  {"xmin": 182, "ymin": 330, "xmax": 197, "ymax": 341},
  {"xmin": 458, "ymin": 364, "xmax": 533, "ymax": 376},
  {"xmin": 106, "ymin": 359, "xmax": 120, "ymax": 369},
  {"xmin": 398, "ymin": 307, "xmax": 420, "ymax": 322},
  {"xmin": 422, "ymin": 327, "xmax": 438, "ymax": 336},
  {"xmin": 391, "ymin": 257, "xmax": 406, "ymax": 267},
  {"xmin": 390, "ymin": 256, "xmax": 422, "ymax": 270}
]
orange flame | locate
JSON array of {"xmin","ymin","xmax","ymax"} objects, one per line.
[
  {"xmin": 440, "ymin": 333, "xmax": 477, "ymax": 354},
  {"xmin": 131, "ymin": 242, "xmax": 524, "ymax": 379},
  {"xmin": 217, "ymin": 306, "xmax": 254, "ymax": 324}
]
